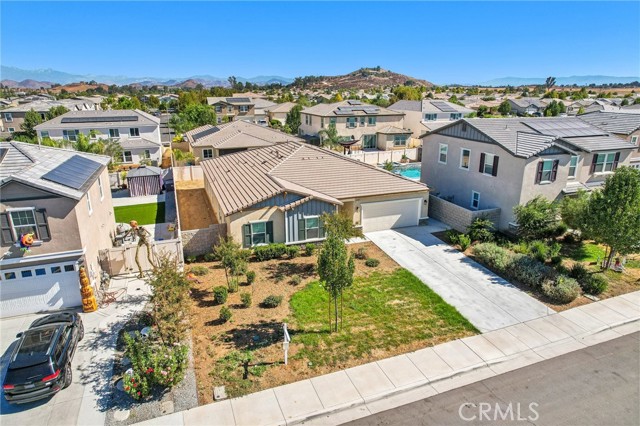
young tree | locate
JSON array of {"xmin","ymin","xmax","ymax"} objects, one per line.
[
  {"xmin": 513, "ymin": 195, "xmax": 559, "ymax": 241},
  {"xmin": 46, "ymin": 105, "xmax": 69, "ymax": 119},
  {"xmin": 318, "ymin": 122, "xmax": 341, "ymax": 149},
  {"xmin": 559, "ymin": 190, "xmax": 590, "ymax": 232},
  {"xmin": 284, "ymin": 104, "xmax": 302, "ymax": 135},
  {"xmin": 21, "ymin": 109, "xmax": 43, "ymax": 140},
  {"xmin": 169, "ymin": 104, "xmax": 217, "ymax": 133},
  {"xmin": 498, "ymin": 100, "xmax": 511, "ymax": 116},
  {"xmin": 213, "ymin": 236, "xmax": 246, "ymax": 285}
]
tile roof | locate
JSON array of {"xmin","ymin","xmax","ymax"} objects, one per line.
[
  {"xmin": 0, "ymin": 141, "xmax": 110, "ymax": 200},
  {"xmin": 127, "ymin": 166, "xmax": 162, "ymax": 178},
  {"xmin": 577, "ymin": 111, "xmax": 640, "ymax": 135},
  {"xmin": 206, "ymin": 97, "xmax": 254, "ymax": 106},
  {"xmin": 34, "ymin": 109, "xmax": 160, "ymax": 130},
  {"xmin": 200, "ymin": 142, "xmax": 428, "ymax": 216},
  {"xmin": 185, "ymin": 120, "xmax": 303, "ymax": 149},
  {"xmin": 388, "ymin": 100, "xmax": 422, "ymax": 112},
  {"xmin": 509, "ymin": 97, "xmax": 546, "ymax": 108},
  {"xmin": 302, "ymin": 100, "xmax": 404, "ymax": 117},
  {"xmin": 265, "ymin": 102, "xmax": 297, "ymax": 114},
  {"xmin": 2, "ymin": 98, "xmax": 98, "ymax": 113},
  {"xmin": 421, "ymin": 100, "xmax": 474, "ymax": 114},
  {"xmin": 377, "ymin": 125, "xmax": 412, "ymax": 135}
]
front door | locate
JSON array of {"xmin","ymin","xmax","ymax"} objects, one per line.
[{"xmin": 363, "ymin": 134, "xmax": 377, "ymax": 149}]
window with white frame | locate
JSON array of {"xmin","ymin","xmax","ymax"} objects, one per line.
[
  {"xmin": 40, "ymin": 113, "xmax": 46, "ymax": 120},
  {"xmin": 439, "ymin": 143, "xmax": 448, "ymax": 164},
  {"xmin": 9, "ymin": 209, "xmax": 38, "ymax": 238},
  {"xmin": 215, "ymin": 105, "xmax": 222, "ymax": 113},
  {"xmin": 123, "ymin": 151, "xmax": 133, "ymax": 163},
  {"xmin": 4, "ymin": 112, "xmax": 13, "ymax": 122},
  {"xmin": 63, "ymin": 129, "xmax": 79, "ymax": 141},
  {"xmin": 40, "ymin": 131, "xmax": 49, "ymax": 139},
  {"xmin": 368, "ymin": 116, "xmax": 376, "ymax": 125},
  {"xmin": 98, "ymin": 176, "xmax": 104, "ymax": 200},
  {"xmin": 540, "ymin": 159, "xmax": 554, "ymax": 182},
  {"xmin": 86, "ymin": 193, "xmax": 93, "ymax": 215},
  {"xmin": 239, "ymin": 105, "xmax": 249, "ymax": 113},
  {"xmin": 143, "ymin": 150, "xmax": 151, "ymax": 159},
  {"xmin": 250, "ymin": 222, "xmax": 268, "ymax": 245},
  {"xmin": 393, "ymin": 135, "xmax": 407, "ymax": 146},
  {"xmin": 203, "ymin": 149, "xmax": 213, "ymax": 159},
  {"xmin": 450, "ymin": 113, "xmax": 462, "ymax": 120},
  {"xmin": 460, "ymin": 148, "xmax": 470, "ymax": 170},
  {"xmin": 568, "ymin": 155, "xmax": 579, "ymax": 178},
  {"xmin": 359, "ymin": 117, "xmax": 365, "ymax": 126},
  {"xmin": 346, "ymin": 117, "xmax": 357, "ymax": 128},
  {"xmin": 329, "ymin": 117, "xmax": 337, "ymax": 125},
  {"xmin": 320, "ymin": 117, "xmax": 325, "ymax": 128},
  {"xmin": 424, "ymin": 113, "xmax": 437, "ymax": 121},
  {"xmin": 217, "ymin": 117, "xmax": 222, "ymax": 124},
  {"xmin": 593, "ymin": 152, "xmax": 616, "ymax": 173},
  {"xmin": 471, "ymin": 191, "xmax": 480, "ymax": 210},
  {"xmin": 300, "ymin": 216, "xmax": 320, "ymax": 240},
  {"xmin": 482, "ymin": 153, "xmax": 496, "ymax": 175},
  {"xmin": 227, "ymin": 105, "xmax": 233, "ymax": 113},
  {"xmin": 631, "ymin": 135, "xmax": 639, "ymax": 146},
  {"xmin": 129, "ymin": 128, "xmax": 140, "ymax": 137},
  {"xmin": 8, "ymin": 127, "xmax": 15, "ymax": 133},
  {"xmin": 109, "ymin": 128, "xmax": 120, "ymax": 138}
]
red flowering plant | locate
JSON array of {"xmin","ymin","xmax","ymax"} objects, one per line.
[{"xmin": 122, "ymin": 371, "xmax": 151, "ymax": 400}]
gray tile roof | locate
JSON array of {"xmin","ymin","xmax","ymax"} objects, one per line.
[
  {"xmin": 2, "ymin": 98, "xmax": 97, "ymax": 113},
  {"xmin": 127, "ymin": 166, "xmax": 162, "ymax": 178},
  {"xmin": 388, "ymin": 100, "xmax": 422, "ymax": 112},
  {"xmin": 302, "ymin": 100, "xmax": 404, "ymax": 117},
  {"xmin": 421, "ymin": 100, "xmax": 474, "ymax": 114},
  {"xmin": 34, "ymin": 109, "xmax": 160, "ymax": 130},
  {"xmin": 264, "ymin": 102, "xmax": 296, "ymax": 114},
  {"xmin": 0, "ymin": 141, "xmax": 110, "ymax": 200},
  {"xmin": 200, "ymin": 142, "xmax": 428, "ymax": 216},
  {"xmin": 509, "ymin": 97, "xmax": 546, "ymax": 109},
  {"xmin": 186, "ymin": 120, "xmax": 303, "ymax": 149},
  {"xmin": 577, "ymin": 111, "xmax": 640, "ymax": 135},
  {"xmin": 206, "ymin": 97, "xmax": 254, "ymax": 106},
  {"xmin": 377, "ymin": 125, "xmax": 412, "ymax": 135}
]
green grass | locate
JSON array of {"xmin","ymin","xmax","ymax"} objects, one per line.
[
  {"xmin": 562, "ymin": 241, "xmax": 606, "ymax": 263},
  {"xmin": 113, "ymin": 202, "xmax": 165, "ymax": 225},
  {"xmin": 290, "ymin": 268, "xmax": 477, "ymax": 367}
]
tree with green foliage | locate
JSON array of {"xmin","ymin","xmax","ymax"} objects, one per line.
[
  {"xmin": 392, "ymin": 86, "xmax": 421, "ymax": 101},
  {"xmin": 560, "ymin": 190, "xmax": 590, "ymax": 232},
  {"xmin": 213, "ymin": 236, "xmax": 246, "ymax": 286},
  {"xmin": 169, "ymin": 104, "xmax": 216, "ymax": 133},
  {"xmin": 498, "ymin": 100, "xmax": 511, "ymax": 116},
  {"xmin": 320, "ymin": 211, "xmax": 363, "ymax": 240},
  {"xmin": 46, "ymin": 105, "xmax": 70, "ymax": 120},
  {"xmin": 318, "ymin": 122, "xmax": 342, "ymax": 149},
  {"xmin": 545, "ymin": 77, "xmax": 556, "ymax": 91},
  {"xmin": 21, "ymin": 109, "xmax": 43, "ymax": 140},
  {"xmin": 284, "ymin": 104, "xmax": 302, "ymax": 134},
  {"xmin": 577, "ymin": 106, "xmax": 585, "ymax": 115},
  {"xmin": 477, "ymin": 105, "xmax": 489, "ymax": 117},
  {"xmin": 513, "ymin": 195, "xmax": 559, "ymax": 241}
]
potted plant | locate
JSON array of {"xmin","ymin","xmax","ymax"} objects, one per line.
[{"xmin": 401, "ymin": 154, "xmax": 409, "ymax": 163}]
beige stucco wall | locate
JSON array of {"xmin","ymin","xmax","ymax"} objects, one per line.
[
  {"xmin": 227, "ymin": 207, "xmax": 285, "ymax": 245},
  {"xmin": 299, "ymin": 113, "xmax": 406, "ymax": 143},
  {"xmin": 376, "ymin": 133, "xmax": 411, "ymax": 151}
]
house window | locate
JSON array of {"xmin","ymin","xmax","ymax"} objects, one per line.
[
  {"xmin": 203, "ymin": 149, "xmax": 213, "ymax": 159},
  {"xmin": 9, "ymin": 209, "xmax": 38, "ymax": 238},
  {"xmin": 86, "ymin": 193, "xmax": 93, "ymax": 215},
  {"xmin": 21, "ymin": 270, "xmax": 33, "ymax": 278},
  {"xmin": 40, "ymin": 113, "xmax": 47, "ymax": 120},
  {"xmin": 424, "ymin": 113, "xmax": 437, "ymax": 121},
  {"xmin": 8, "ymin": 127, "xmax": 15, "ymax": 133},
  {"xmin": 299, "ymin": 216, "xmax": 322, "ymax": 241},
  {"xmin": 439, "ymin": 143, "xmax": 448, "ymax": 164},
  {"xmin": 360, "ymin": 117, "xmax": 365, "ymax": 126},
  {"xmin": 40, "ymin": 131, "xmax": 49, "ymax": 139},
  {"xmin": 346, "ymin": 117, "xmax": 357, "ymax": 128},
  {"xmin": 35, "ymin": 268, "xmax": 46, "ymax": 276},
  {"xmin": 320, "ymin": 117, "xmax": 325, "ymax": 128},
  {"xmin": 239, "ymin": 105, "xmax": 249, "ymax": 113},
  {"xmin": 330, "ymin": 117, "xmax": 337, "ymax": 125},
  {"xmin": 109, "ymin": 129, "xmax": 120, "ymax": 138},
  {"xmin": 482, "ymin": 153, "xmax": 495, "ymax": 175},
  {"xmin": 123, "ymin": 151, "xmax": 133, "ymax": 163},
  {"xmin": 89, "ymin": 130, "xmax": 97, "ymax": 139},
  {"xmin": 540, "ymin": 159, "xmax": 555, "ymax": 183},
  {"xmin": 471, "ymin": 191, "xmax": 480, "ymax": 210},
  {"xmin": 215, "ymin": 105, "xmax": 222, "ymax": 113},
  {"xmin": 368, "ymin": 116, "xmax": 376, "ymax": 125},
  {"xmin": 4, "ymin": 112, "xmax": 13, "ymax": 122},
  {"xmin": 227, "ymin": 105, "xmax": 233, "ymax": 113},
  {"xmin": 217, "ymin": 117, "xmax": 222, "ymax": 124},
  {"xmin": 593, "ymin": 152, "xmax": 617, "ymax": 173},
  {"xmin": 450, "ymin": 113, "xmax": 462, "ymax": 120},
  {"xmin": 243, "ymin": 221, "xmax": 273, "ymax": 247},
  {"xmin": 143, "ymin": 150, "xmax": 151, "ymax": 159},
  {"xmin": 568, "ymin": 155, "xmax": 579, "ymax": 178},
  {"xmin": 98, "ymin": 175, "xmax": 104, "ymax": 200},
  {"xmin": 631, "ymin": 135, "xmax": 639, "ymax": 146},
  {"xmin": 129, "ymin": 128, "xmax": 140, "ymax": 137},
  {"xmin": 393, "ymin": 135, "xmax": 407, "ymax": 146},
  {"xmin": 63, "ymin": 129, "xmax": 79, "ymax": 141},
  {"xmin": 460, "ymin": 148, "xmax": 470, "ymax": 170}
]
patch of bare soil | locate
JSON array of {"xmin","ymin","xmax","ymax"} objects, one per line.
[{"xmin": 177, "ymin": 186, "xmax": 217, "ymax": 230}]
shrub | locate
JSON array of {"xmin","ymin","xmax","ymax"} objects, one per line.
[
  {"xmin": 513, "ymin": 196, "xmax": 559, "ymax": 241},
  {"xmin": 365, "ymin": 258, "xmax": 380, "ymax": 267},
  {"xmin": 457, "ymin": 234, "xmax": 472, "ymax": 251},
  {"xmin": 189, "ymin": 265, "xmax": 209, "ymax": 276},
  {"xmin": 254, "ymin": 243, "xmax": 287, "ymax": 261},
  {"xmin": 447, "ymin": 230, "xmax": 460, "ymax": 246},
  {"xmin": 582, "ymin": 274, "xmax": 608, "ymax": 295},
  {"xmin": 240, "ymin": 292, "xmax": 252, "ymax": 308},
  {"xmin": 246, "ymin": 270, "xmax": 256, "ymax": 284},
  {"xmin": 568, "ymin": 263, "xmax": 589, "ymax": 282},
  {"xmin": 550, "ymin": 256, "xmax": 563, "ymax": 267},
  {"xmin": 186, "ymin": 256, "xmax": 197, "ymax": 264},
  {"xmin": 554, "ymin": 222, "xmax": 569, "ymax": 237},
  {"xmin": 228, "ymin": 277, "xmax": 239, "ymax": 293},
  {"xmin": 472, "ymin": 243, "xmax": 513, "ymax": 273},
  {"xmin": 219, "ymin": 306, "xmax": 232, "ymax": 322},
  {"xmin": 290, "ymin": 274, "xmax": 302, "ymax": 285},
  {"xmin": 528, "ymin": 240, "xmax": 550, "ymax": 262},
  {"xmin": 510, "ymin": 255, "xmax": 555, "ymax": 288},
  {"xmin": 262, "ymin": 295, "xmax": 283, "ymax": 308},
  {"xmin": 286, "ymin": 245, "xmax": 300, "ymax": 259},
  {"xmin": 213, "ymin": 286, "xmax": 228, "ymax": 304},
  {"xmin": 203, "ymin": 252, "xmax": 217, "ymax": 262},
  {"xmin": 355, "ymin": 247, "xmax": 368, "ymax": 260},
  {"xmin": 542, "ymin": 275, "xmax": 581, "ymax": 303},
  {"xmin": 304, "ymin": 243, "xmax": 316, "ymax": 256},
  {"xmin": 563, "ymin": 232, "xmax": 579, "ymax": 244},
  {"xmin": 467, "ymin": 218, "xmax": 495, "ymax": 243}
]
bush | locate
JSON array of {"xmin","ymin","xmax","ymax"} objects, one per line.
[
  {"xmin": 219, "ymin": 306, "xmax": 232, "ymax": 322},
  {"xmin": 554, "ymin": 222, "xmax": 569, "ymax": 237},
  {"xmin": 563, "ymin": 232, "xmax": 579, "ymax": 244},
  {"xmin": 458, "ymin": 234, "xmax": 472, "ymax": 251},
  {"xmin": 447, "ymin": 230, "xmax": 460, "ymax": 245},
  {"xmin": 568, "ymin": 263, "xmax": 589, "ymax": 282},
  {"xmin": 510, "ymin": 255, "xmax": 556, "ymax": 288},
  {"xmin": 472, "ymin": 243, "xmax": 513, "ymax": 273},
  {"xmin": 228, "ymin": 277, "xmax": 239, "ymax": 293},
  {"xmin": 262, "ymin": 295, "xmax": 283, "ymax": 308},
  {"xmin": 186, "ymin": 256, "xmax": 197, "ymax": 264},
  {"xmin": 203, "ymin": 252, "xmax": 217, "ymax": 262},
  {"xmin": 365, "ymin": 258, "xmax": 380, "ymax": 267},
  {"xmin": 240, "ymin": 292, "xmax": 252, "ymax": 308},
  {"xmin": 286, "ymin": 245, "xmax": 300, "ymax": 259},
  {"xmin": 513, "ymin": 196, "xmax": 559, "ymax": 241},
  {"xmin": 290, "ymin": 274, "xmax": 302, "ymax": 285},
  {"xmin": 189, "ymin": 265, "xmax": 209, "ymax": 276},
  {"xmin": 550, "ymin": 256, "xmax": 563, "ymax": 267},
  {"xmin": 582, "ymin": 274, "xmax": 608, "ymax": 295},
  {"xmin": 528, "ymin": 240, "xmax": 550, "ymax": 262},
  {"xmin": 542, "ymin": 275, "xmax": 581, "ymax": 303},
  {"xmin": 213, "ymin": 286, "xmax": 228, "ymax": 304},
  {"xmin": 467, "ymin": 218, "xmax": 495, "ymax": 243},
  {"xmin": 246, "ymin": 270, "xmax": 256, "ymax": 285},
  {"xmin": 304, "ymin": 243, "xmax": 316, "ymax": 256},
  {"xmin": 254, "ymin": 243, "xmax": 287, "ymax": 261},
  {"xmin": 355, "ymin": 247, "xmax": 368, "ymax": 260}
]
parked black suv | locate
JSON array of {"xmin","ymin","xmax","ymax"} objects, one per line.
[{"xmin": 3, "ymin": 312, "xmax": 83, "ymax": 404}]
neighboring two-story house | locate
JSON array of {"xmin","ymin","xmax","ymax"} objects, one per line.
[
  {"xmin": 507, "ymin": 98, "xmax": 546, "ymax": 116},
  {"xmin": 578, "ymin": 110, "xmax": 640, "ymax": 169},
  {"xmin": 299, "ymin": 100, "xmax": 411, "ymax": 150},
  {"xmin": 265, "ymin": 102, "xmax": 296, "ymax": 126},
  {"xmin": 1, "ymin": 98, "xmax": 100, "ymax": 133},
  {"xmin": 207, "ymin": 96, "xmax": 277, "ymax": 126},
  {"xmin": 420, "ymin": 117, "xmax": 636, "ymax": 231},
  {"xmin": 389, "ymin": 99, "xmax": 473, "ymax": 138},
  {"xmin": 0, "ymin": 142, "xmax": 115, "ymax": 318},
  {"xmin": 34, "ymin": 109, "xmax": 163, "ymax": 166},
  {"xmin": 185, "ymin": 120, "xmax": 304, "ymax": 161}
]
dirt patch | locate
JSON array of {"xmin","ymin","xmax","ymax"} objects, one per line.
[
  {"xmin": 177, "ymin": 186, "xmax": 217, "ymax": 230},
  {"xmin": 175, "ymin": 180, "xmax": 205, "ymax": 190}
]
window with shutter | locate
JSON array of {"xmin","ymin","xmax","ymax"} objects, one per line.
[
  {"xmin": 265, "ymin": 221, "xmax": 274, "ymax": 244},
  {"xmin": 492, "ymin": 156, "xmax": 499, "ymax": 177},
  {"xmin": 535, "ymin": 161, "xmax": 544, "ymax": 183},
  {"xmin": 35, "ymin": 209, "xmax": 51, "ymax": 241},
  {"xmin": 0, "ymin": 212, "xmax": 15, "ymax": 246},
  {"xmin": 479, "ymin": 153, "xmax": 485, "ymax": 173},
  {"xmin": 550, "ymin": 160, "xmax": 559, "ymax": 182}
]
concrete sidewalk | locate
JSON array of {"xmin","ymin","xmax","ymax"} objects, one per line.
[
  {"xmin": 134, "ymin": 291, "xmax": 640, "ymax": 426},
  {"xmin": 366, "ymin": 227, "xmax": 554, "ymax": 332}
]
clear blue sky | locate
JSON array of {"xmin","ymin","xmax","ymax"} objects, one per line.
[{"xmin": 2, "ymin": 1, "xmax": 639, "ymax": 84}]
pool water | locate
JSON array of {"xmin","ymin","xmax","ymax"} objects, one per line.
[{"xmin": 397, "ymin": 168, "xmax": 421, "ymax": 180}]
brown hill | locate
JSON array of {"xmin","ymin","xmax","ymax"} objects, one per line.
[
  {"xmin": 292, "ymin": 67, "xmax": 433, "ymax": 90},
  {"xmin": 49, "ymin": 82, "xmax": 109, "ymax": 94},
  {"xmin": 1, "ymin": 79, "xmax": 53, "ymax": 89}
]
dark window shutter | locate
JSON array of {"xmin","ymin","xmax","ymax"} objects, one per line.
[
  {"xmin": 492, "ymin": 156, "xmax": 499, "ymax": 177},
  {"xmin": 479, "ymin": 153, "xmax": 486, "ymax": 173},
  {"xmin": 298, "ymin": 218, "xmax": 306, "ymax": 241},
  {"xmin": 35, "ymin": 209, "xmax": 51, "ymax": 241},
  {"xmin": 535, "ymin": 161, "xmax": 544, "ymax": 184},
  {"xmin": 551, "ymin": 160, "xmax": 559, "ymax": 182},
  {"xmin": 1, "ymin": 212, "xmax": 15, "ymax": 246},
  {"xmin": 613, "ymin": 152, "xmax": 620, "ymax": 170},
  {"xmin": 242, "ymin": 224, "xmax": 251, "ymax": 248},
  {"xmin": 590, "ymin": 154, "xmax": 598, "ymax": 174},
  {"xmin": 266, "ymin": 221, "xmax": 274, "ymax": 244}
]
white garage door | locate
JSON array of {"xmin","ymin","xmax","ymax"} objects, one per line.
[
  {"xmin": 361, "ymin": 198, "xmax": 421, "ymax": 233},
  {"xmin": 0, "ymin": 262, "xmax": 82, "ymax": 318}
]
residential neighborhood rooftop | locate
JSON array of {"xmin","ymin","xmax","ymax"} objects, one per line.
[
  {"xmin": 302, "ymin": 100, "xmax": 403, "ymax": 117},
  {"xmin": 34, "ymin": 109, "xmax": 160, "ymax": 129},
  {"xmin": 1, "ymin": 98, "xmax": 98, "ymax": 113},
  {"xmin": 578, "ymin": 110, "xmax": 640, "ymax": 135},
  {"xmin": 185, "ymin": 120, "xmax": 304, "ymax": 149}
]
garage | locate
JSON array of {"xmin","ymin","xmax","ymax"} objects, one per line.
[
  {"xmin": 0, "ymin": 261, "xmax": 82, "ymax": 318},
  {"xmin": 361, "ymin": 198, "xmax": 422, "ymax": 233}
]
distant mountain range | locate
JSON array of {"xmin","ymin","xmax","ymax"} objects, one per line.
[
  {"xmin": 0, "ymin": 65, "xmax": 294, "ymax": 88},
  {"xmin": 478, "ymin": 75, "xmax": 640, "ymax": 87}
]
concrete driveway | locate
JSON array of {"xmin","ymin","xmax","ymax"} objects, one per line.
[
  {"xmin": 0, "ymin": 276, "xmax": 150, "ymax": 426},
  {"xmin": 366, "ymin": 226, "xmax": 554, "ymax": 332}
]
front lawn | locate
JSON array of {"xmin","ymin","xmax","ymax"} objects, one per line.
[
  {"xmin": 114, "ymin": 202, "xmax": 165, "ymax": 225},
  {"xmin": 561, "ymin": 241, "xmax": 606, "ymax": 263}
]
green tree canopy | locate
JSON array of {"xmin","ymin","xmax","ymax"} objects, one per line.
[
  {"xmin": 21, "ymin": 109, "xmax": 43, "ymax": 140},
  {"xmin": 284, "ymin": 104, "xmax": 302, "ymax": 135},
  {"xmin": 498, "ymin": 100, "xmax": 511, "ymax": 116},
  {"xmin": 169, "ymin": 104, "xmax": 217, "ymax": 133},
  {"xmin": 513, "ymin": 195, "xmax": 559, "ymax": 241}
]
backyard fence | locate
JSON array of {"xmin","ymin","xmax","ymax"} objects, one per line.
[
  {"xmin": 428, "ymin": 195, "xmax": 501, "ymax": 233},
  {"xmin": 173, "ymin": 166, "xmax": 204, "ymax": 182},
  {"xmin": 346, "ymin": 148, "xmax": 420, "ymax": 165},
  {"xmin": 99, "ymin": 239, "xmax": 183, "ymax": 276},
  {"xmin": 181, "ymin": 224, "xmax": 227, "ymax": 257}
]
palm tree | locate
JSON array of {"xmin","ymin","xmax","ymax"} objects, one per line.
[
  {"xmin": 318, "ymin": 123, "xmax": 341, "ymax": 150},
  {"xmin": 545, "ymin": 76, "xmax": 556, "ymax": 91}
]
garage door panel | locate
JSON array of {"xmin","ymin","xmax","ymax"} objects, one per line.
[{"xmin": 362, "ymin": 198, "xmax": 421, "ymax": 233}]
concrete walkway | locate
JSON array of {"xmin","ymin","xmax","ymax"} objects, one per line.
[
  {"xmin": 133, "ymin": 291, "xmax": 640, "ymax": 426},
  {"xmin": 366, "ymin": 227, "xmax": 554, "ymax": 332}
]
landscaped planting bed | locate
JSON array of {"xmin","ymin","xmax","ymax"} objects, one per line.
[{"xmin": 188, "ymin": 242, "xmax": 476, "ymax": 404}]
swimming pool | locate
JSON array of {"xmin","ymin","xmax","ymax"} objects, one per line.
[{"xmin": 393, "ymin": 163, "xmax": 421, "ymax": 180}]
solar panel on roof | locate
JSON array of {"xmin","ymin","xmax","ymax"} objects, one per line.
[
  {"xmin": 347, "ymin": 100, "xmax": 362, "ymax": 105},
  {"xmin": 193, "ymin": 127, "xmax": 220, "ymax": 140},
  {"xmin": 431, "ymin": 101, "xmax": 457, "ymax": 112},
  {"xmin": 42, "ymin": 155, "xmax": 103, "ymax": 191},
  {"xmin": 61, "ymin": 116, "xmax": 138, "ymax": 123},
  {"xmin": 226, "ymin": 97, "xmax": 251, "ymax": 103}
]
